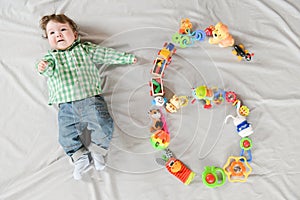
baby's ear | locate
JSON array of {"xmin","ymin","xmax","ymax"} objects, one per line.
[{"xmin": 74, "ymin": 31, "xmax": 78, "ymax": 39}]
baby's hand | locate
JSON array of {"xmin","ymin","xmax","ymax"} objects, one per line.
[{"xmin": 38, "ymin": 60, "xmax": 48, "ymax": 73}]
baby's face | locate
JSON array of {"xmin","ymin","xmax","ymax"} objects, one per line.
[{"xmin": 46, "ymin": 21, "xmax": 77, "ymax": 50}]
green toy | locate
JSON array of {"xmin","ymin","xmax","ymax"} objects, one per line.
[{"xmin": 202, "ymin": 166, "xmax": 226, "ymax": 188}]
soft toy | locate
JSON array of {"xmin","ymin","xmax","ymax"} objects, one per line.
[
  {"xmin": 209, "ymin": 22, "xmax": 234, "ymax": 48},
  {"xmin": 148, "ymin": 109, "xmax": 163, "ymax": 132}
]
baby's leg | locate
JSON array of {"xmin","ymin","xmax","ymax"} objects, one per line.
[
  {"xmin": 86, "ymin": 95, "xmax": 114, "ymax": 155},
  {"xmin": 58, "ymin": 102, "xmax": 88, "ymax": 161}
]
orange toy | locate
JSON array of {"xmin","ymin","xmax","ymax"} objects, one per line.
[{"xmin": 179, "ymin": 18, "xmax": 193, "ymax": 34}]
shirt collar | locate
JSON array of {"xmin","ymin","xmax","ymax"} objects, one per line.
[{"xmin": 52, "ymin": 37, "xmax": 80, "ymax": 52}]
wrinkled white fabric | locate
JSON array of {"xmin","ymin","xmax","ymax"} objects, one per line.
[{"xmin": 1, "ymin": 0, "xmax": 300, "ymax": 200}]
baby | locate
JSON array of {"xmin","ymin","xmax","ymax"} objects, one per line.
[{"xmin": 36, "ymin": 14, "xmax": 137, "ymax": 180}]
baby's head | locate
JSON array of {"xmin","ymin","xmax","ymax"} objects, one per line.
[{"xmin": 40, "ymin": 14, "xmax": 78, "ymax": 50}]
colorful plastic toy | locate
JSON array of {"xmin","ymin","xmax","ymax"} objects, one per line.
[
  {"xmin": 209, "ymin": 22, "xmax": 234, "ymax": 48},
  {"xmin": 191, "ymin": 86, "xmax": 226, "ymax": 109},
  {"xmin": 150, "ymin": 130, "xmax": 170, "ymax": 150},
  {"xmin": 172, "ymin": 30, "xmax": 206, "ymax": 48},
  {"xmin": 232, "ymin": 44, "xmax": 254, "ymax": 61},
  {"xmin": 240, "ymin": 137, "xmax": 253, "ymax": 162},
  {"xmin": 151, "ymin": 57, "xmax": 167, "ymax": 77},
  {"xmin": 225, "ymin": 91, "xmax": 237, "ymax": 103},
  {"xmin": 204, "ymin": 25, "xmax": 215, "ymax": 36},
  {"xmin": 146, "ymin": 37, "xmax": 256, "ymax": 185},
  {"xmin": 165, "ymin": 95, "xmax": 189, "ymax": 113},
  {"xmin": 202, "ymin": 166, "xmax": 226, "ymax": 188},
  {"xmin": 158, "ymin": 42, "xmax": 176, "ymax": 61},
  {"xmin": 225, "ymin": 102, "xmax": 253, "ymax": 138},
  {"xmin": 150, "ymin": 77, "xmax": 164, "ymax": 97},
  {"xmin": 239, "ymin": 104, "xmax": 250, "ymax": 117},
  {"xmin": 223, "ymin": 156, "xmax": 252, "ymax": 182},
  {"xmin": 151, "ymin": 43, "xmax": 175, "ymax": 77},
  {"xmin": 172, "ymin": 32, "xmax": 191, "ymax": 48},
  {"xmin": 152, "ymin": 96, "xmax": 167, "ymax": 107},
  {"xmin": 179, "ymin": 18, "xmax": 193, "ymax": 34}
]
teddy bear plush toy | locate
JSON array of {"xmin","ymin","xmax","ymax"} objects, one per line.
[{"xmin": 209, "ymin": 22, "xmax": 234, "ymax": 48}]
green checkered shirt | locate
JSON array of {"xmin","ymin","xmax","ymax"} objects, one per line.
[{"xmin": 37, "ymin": 39, "xmax": 135, "ymax": 105}]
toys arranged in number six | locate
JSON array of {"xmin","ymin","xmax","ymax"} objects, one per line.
[{"xmin": 146, "ymin": 18, "xmax": 256, "ymax": 187}]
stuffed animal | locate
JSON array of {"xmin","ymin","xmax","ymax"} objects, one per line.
[
  {"xmin": 148, "ymin": 109, "xmax": 163, "ymax": 132},
  {"xmin": 209, "ymin": 22, "xmax": 234, "ymax": 48}
]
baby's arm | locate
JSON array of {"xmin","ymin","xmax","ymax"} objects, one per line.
[{"xmin": 84, "ymin": 42, "xmax": 137, "ymax": 65}]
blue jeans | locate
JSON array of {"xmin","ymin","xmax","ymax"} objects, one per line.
[{"xmin": 58, "ymin": 95, "xmax": 113, "ymax": 159}]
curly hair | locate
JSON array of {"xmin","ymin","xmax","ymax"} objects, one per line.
[{"xmin": 39, "ymin": 14, "xmax": 78, "ymax": 38}]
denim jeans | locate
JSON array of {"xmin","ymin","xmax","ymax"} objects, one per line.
[{"xmin": 58, "ymin": 95, "xmax": 113, "ymax": 159}]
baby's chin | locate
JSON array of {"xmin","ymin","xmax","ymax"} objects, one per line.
[{"xmin": 54, "ymin": 44, "xmax": 71, "ymax": 50}]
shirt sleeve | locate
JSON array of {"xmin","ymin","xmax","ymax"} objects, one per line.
[
  {"xmin": 83, "ymin": 42, "xmax": 135, "ymax": 65},
  {"xmin": 36, "ymin": 52, "xmax": 55, "ymax": 77}
]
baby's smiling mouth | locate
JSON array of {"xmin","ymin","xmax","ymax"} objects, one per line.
[{"xmin": 57, "ymin": 39, "xmax": 64, "ymax": 43}]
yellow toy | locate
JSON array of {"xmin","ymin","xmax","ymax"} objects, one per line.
[
  {"xmin": 223, "ymin": 156, "xmax": 252, "ymax": 182},
  {"xmin": 209, "ymin": 22, "xmax": 234, "ymax": 48},
  {"xmin": 165, "ymin": 95, "xmax": 189, "ymax": 113}
]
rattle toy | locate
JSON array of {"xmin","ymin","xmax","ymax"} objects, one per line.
[
  {"xmin": 223, "ymin": 156, "xmax": 252, "ymax": 182},
  {"xmin": 191, "ymin": 85, "xmax": 226, "ymax": 109},
  {"xmin": 240, "ymin": 137, "xmax": 253, "ymax": 162},
  {"xmin": 156, "ymin": 148, "xmax": 196, "ymax": 185},
  {"xmin": 165, "ymin": 95, "xmax": 189, "ymax": 113},
  {"xmin": 150, "ymin": 130, "xmax": 170, "ymax": 150},
  {"xmin": 202, "ymin": 166, "xmax": 226, "ymax": 188},
  {"xmin": 224, "ymin": 102, "xmax": 253, "ymax": 138},
  {"xmin": 209, "ymin": 22, "xmax": 234, "ymax": 48},
  {"xmin": 232, "ymin": 44, "xmax": 254, "ymax": 61}
]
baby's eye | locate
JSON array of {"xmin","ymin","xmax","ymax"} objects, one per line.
[
  {"xmin": 61, "ymin": 28, "xmax": 66, "ymax": 31},
  {"xmin": 49, "ymin": 31, "xmax": 55, "ymax": 35}
]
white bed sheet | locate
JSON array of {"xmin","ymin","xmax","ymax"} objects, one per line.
[{"xmin": 1, "ymin": 0, "xmax": 300, "ymax": 199}]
